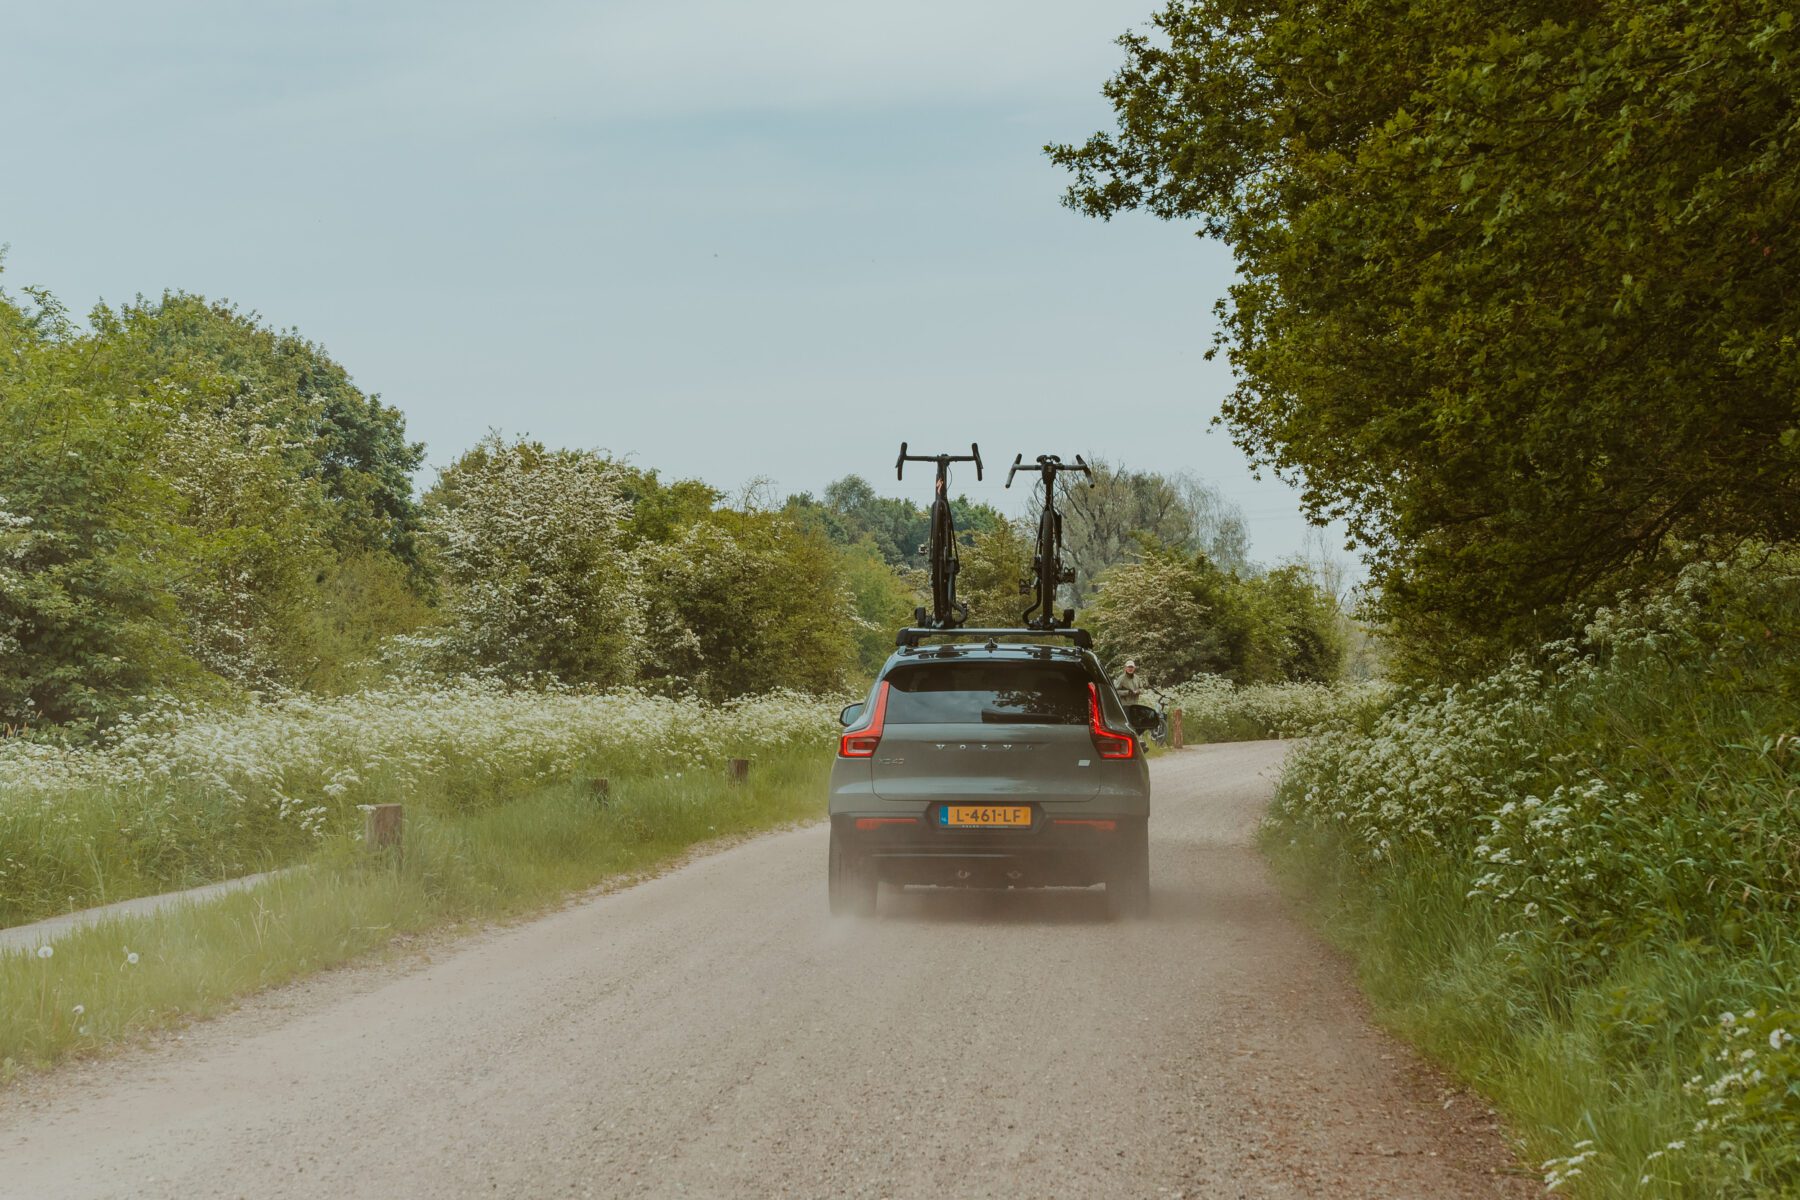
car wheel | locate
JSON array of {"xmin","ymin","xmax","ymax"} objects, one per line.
[
  {"xmin": 828, "ymin": 826, "xmax": 878, "ymax": 917},
  {"xmin": 1107, "ymin": 821, "xmax": 1150, "ymax": 919}
]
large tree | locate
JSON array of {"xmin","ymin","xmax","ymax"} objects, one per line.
[
  {"xmin": 86, "ymin": 293, "xmax": 427, "ymax": 572},
  {"xmin": 1052, "ymin": 1, "xmax": 1800, "ymax": 672},
  {"xmin": 1058, "ymin": 459, "xmax": 1249, "ymax": 597},
  {"xmin": 0, "ymin": 279, "xmax": 388, "ymax": 724}
]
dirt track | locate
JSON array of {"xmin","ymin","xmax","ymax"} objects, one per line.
[{"xmin": 0, "ymin": 741, "xmax": 1533, "ymax": 1199}]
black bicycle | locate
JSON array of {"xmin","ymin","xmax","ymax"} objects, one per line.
[
  {"xmin": 1005, "ymin": 453, "xmax": 1094, "ymax": 630},
  {"xmin": 896, "ymin": 442, "xmax": 983, "ymax": 629}
]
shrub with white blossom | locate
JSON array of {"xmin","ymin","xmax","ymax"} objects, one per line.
[
  {"xmin": 423, "ymin": 435, "xmax": 643, "ymax": 685},
  {"xmin": 1667, "ymin": 1008, "xmax": 1800, "ymax": 1191},
  {"xmin": 1160, "ymin": 675, "xmax": 1388, "ymax": 743},
  {"xmin": 0, "ymin": 682, "xmax": 838, "ymax": 926},
  {"xmin": 1267, "ymin": 553, "xmax": 1800, "ymax": 1196}
]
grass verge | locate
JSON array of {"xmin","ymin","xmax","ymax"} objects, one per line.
[
  {"xmin": 1262, "ymin": 555, "xmax": 1800, "ymax": 1197},
  {"xmin": 1160, "ymin": 677, "xmax": 1389, "ymax": 743},
  {"xmin": 2, "ymin": 745, "xmax": 830, "ymax": 1079},
  {"xmin": 0, "ymin": 684, "xmax": 835, "ymax": 927}
]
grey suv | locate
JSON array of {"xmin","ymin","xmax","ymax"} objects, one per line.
[{"xmin": 828, "ymin": 638, "xmax": 1153, "ymax": 918}]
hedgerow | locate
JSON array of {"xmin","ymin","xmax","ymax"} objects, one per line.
[{"xmin": 1267, "ymin": 554, "xmax": 1800, "ymax": 1197}]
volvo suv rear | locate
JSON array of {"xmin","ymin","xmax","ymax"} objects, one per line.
[{"xmin": 827, "ymin": 640, "xmax": 1152, "ymax": 918}]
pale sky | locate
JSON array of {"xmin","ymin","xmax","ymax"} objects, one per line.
[{"xmin": 3, "ymin": 0, "xmax": 1347, "ymax": 567}]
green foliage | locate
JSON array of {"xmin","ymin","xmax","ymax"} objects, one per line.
[
  {"xmin": 1086, "ymin": 545, "xmax": 1345, "ymax": 684},
  {"xmin": 84, "ymin": 293, "xmax": 426, "ymax": 571},
  {"xmin": 955, "ymin": 520, "xmax": 1034, "ymax": 628},
  {"xmin": 1160, "ymin": 675, "xmax": 1390, "ymax": 743},
  {"xmin": 298, "ymin": 553, "xmax": 437, "ymax": 694},
  {"xmin": 836, "ymin": 537, "xmax": 923, "ymax": 677},
  {"xmin": 0, "ymin": 682, "xmax": 837, "ymax": 927},
  {"xmin": 1059, "ymin": 459, "xmax": 1250, "ymax": 596},
  {"xmin": 1244, "ymin": 564, "xmax": 1347, "ymax": 684},
  {"xmin": 0, "ymin": 270, "xmax": 436, "ymax": 728},
  {"xmin": 785, "ymin": 474, "xmax": 1006, "ymax": 570},
  {"xmin": 1053, "ymin": 1, "xmax": 1800, "ymax": 671},
  {"xmin": 1, "ymin": 291, "xmax": 194, "ymax": 729},
  {"xmin": 1086, "ymin": 548, "xmax": 1226, "ymax": 682},
  {"xmin": 638, "ymin": 508, "xmax": 857, "ymax": 699},
  {"xmin": 611, "ymin": 465, "xmax": 723, "ymax": 547},
  {"xmin": 424, "ymin": 435, "xmax": 641, "ymax": 686},
  {"xmin": 1266, "ymin": 554, "xmax": 1800, "ymax": 1196}
]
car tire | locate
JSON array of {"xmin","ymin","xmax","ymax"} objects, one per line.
[
  {"xmin": 828, "ymin": 826, "xmax": 878, "ymax": 917},
  {"xmin": 1107, "ymin": 820, "xmax": 1150, "ymax": 920}
]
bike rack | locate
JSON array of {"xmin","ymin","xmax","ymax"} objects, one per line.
[{"xmin": 895, "ymin": 626, "xmax": 1093, "ymax": 650}]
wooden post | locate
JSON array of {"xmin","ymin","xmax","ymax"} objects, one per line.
[
  {"xmin": 365, "ymin": 803, "xmax": 403, "ymax": 857},
  {"xmin": 1169, "ymin": 708, "xmax": 1185, "ymax": 750},
  {"xmin": 727, "ymin": 758, "xmax": 750, "ymax": 784},
  {"xmin": 591, "ymin": 777, "xmax": 611, "ymax": 805}
]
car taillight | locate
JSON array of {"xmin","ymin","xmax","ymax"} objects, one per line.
[
  {"xmin": 1087, "ymin": 683, "xmax": 1135, "ymax": 759},
  {"xmin": 839, "ymin": 682, "xmax": 890, "ymax": 758}
]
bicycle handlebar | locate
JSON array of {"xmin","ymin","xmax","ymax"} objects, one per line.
[
  {"xmin": 1005, "ymin": 453, "xmax": 1096, "ymax": 489},
  {"xmin": 896, "ymin": 442, "xmax": 983, "ymax": 482}
]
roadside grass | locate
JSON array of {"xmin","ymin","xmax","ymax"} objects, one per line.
[
  {"xmin": 1160, "ymin": 677, "xmax": 1389, "ymax": 743},
  {"xmin": 1, "ymin": 745, "xmax": 832, "ymax": 1078},
  {"xmin": 0, "ymin": 683, "xmax": 835, "ymax": 927},
  {"xmin": 1263, "ymin": 554, "xmax": 1800, "ymax": 1197},
  {"xmin": 1269, "ymin": 830, "xmax": 1794, "ymax": 1197}
]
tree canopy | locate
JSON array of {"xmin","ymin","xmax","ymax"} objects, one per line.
[
  {"xmin": 1052, "ymin": 0, "xmax": 1800, "ymax": 672},
  {"xmin": 85, "ymin": 293, "xmax": 426, "ymax": 571},
  {"xmin": 1058, "ymin": 459, "xmax": 1249, "ymax": 597},
  {"xmin": 785, "ymin": 475, "xmax": 1005, "ymax": 572},
  {"xmin": 1086, "ymin": 546, "xmax": 1344, "ymax": 685}
]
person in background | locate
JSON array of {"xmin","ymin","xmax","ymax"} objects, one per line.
[{"xmin": 1113, "ymin": 660, "xmax": 1146, "ymax": 705}]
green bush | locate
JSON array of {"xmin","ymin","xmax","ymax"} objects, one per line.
[
  {"xmin": 1161, "ymin": 676, "xmax": 1388, "ymax": 743},
  {"xmin": 0, "ymin": 276, "xmax": 429, "ymax": 728},
  {"xmin": 1087, "ymin": 546, "xmax": 1346, "ymax": 685}
]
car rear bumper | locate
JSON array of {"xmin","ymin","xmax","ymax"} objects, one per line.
[{"xmin": 831, "ymin": 809, "xmax": 1145, "ymax": 888}]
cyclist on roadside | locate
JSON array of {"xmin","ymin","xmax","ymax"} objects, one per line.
[{"xmin": 1113, "ymin": 660, "xmax": 1147, "ymax": 705}]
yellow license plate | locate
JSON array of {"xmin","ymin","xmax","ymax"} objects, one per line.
[{"xmin": 940, "ymin": 805, "xmax": 1032, "ymax": 829}]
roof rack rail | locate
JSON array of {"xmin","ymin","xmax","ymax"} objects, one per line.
[{"xmin": 895, "ymin": 626, "xmax": 1093, "ymax": 650}]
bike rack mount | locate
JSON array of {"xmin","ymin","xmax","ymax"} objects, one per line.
[{"xmin": 895, "ymin": 626, "xmax": 1093, "ymax": 650}]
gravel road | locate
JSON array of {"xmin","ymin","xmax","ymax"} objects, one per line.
[{"xmin": 0, "ymin": 741, "xmax": 1533, "ymax": 1199}]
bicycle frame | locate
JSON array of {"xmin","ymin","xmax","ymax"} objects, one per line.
[
  {"xmin": 896, "ymin": 442, "xmax": 982, "ymax": 629},
  {"xmin": 1005, "ymin": 453, "xmax": 1094, "ymax": 631}
]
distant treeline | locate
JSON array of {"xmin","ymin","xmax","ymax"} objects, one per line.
[{"xmin": 0, "ymin": 270, "xmax": 1349, "ymax": 733}]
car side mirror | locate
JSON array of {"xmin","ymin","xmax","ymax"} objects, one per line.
[
  {"xmin": 1123, "ymin": 703, "xmax": 1159, "ymax": 735},
  {"xmin": 839, "ymin": 702, "xmax": 865, "ymax": 727}
]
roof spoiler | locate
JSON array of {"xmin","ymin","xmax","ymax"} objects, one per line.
[{"xmin": 895, "ymin": 626, "xmax": 1093, "ymax": 650}]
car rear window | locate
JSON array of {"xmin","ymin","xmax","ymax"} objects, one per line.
[{"xmin": 883, "ymin": 662, "xmax": 1092, "ymax": 725}]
